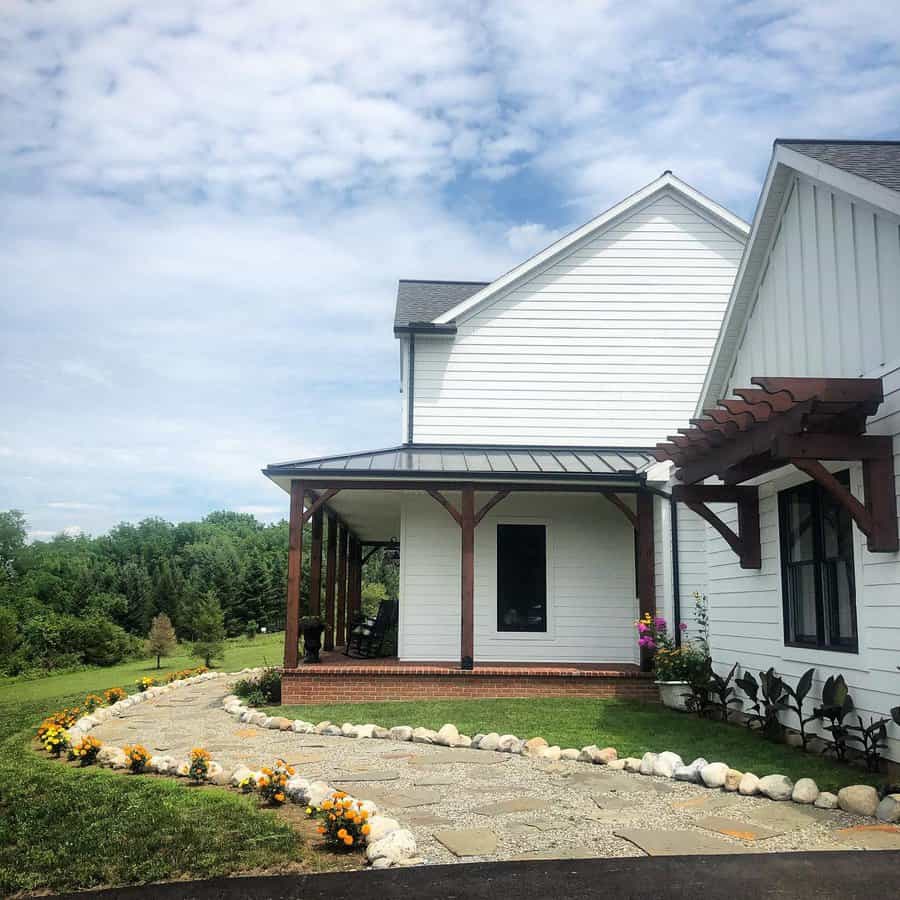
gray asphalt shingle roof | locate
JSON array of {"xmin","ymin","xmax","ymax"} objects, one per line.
[
  {"xmin": 394, "ymin": 279, "xmax": 489, "ymax": 329},
  {"xmin": 778, "ymin": 140, "xmax": 900, "ymax": 192},
  {"xmin": 265, "ymin": 444, "xmax": 655, "ymax": 480}
]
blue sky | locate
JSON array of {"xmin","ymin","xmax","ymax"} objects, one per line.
[{"xmin": 3, "ymin": 1, "xmax": 900, "ymax": 539}]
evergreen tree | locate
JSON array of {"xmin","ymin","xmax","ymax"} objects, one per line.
[
  {"xmin": 146, "ymin": 612, "xmax": 177, "ymax": 669},
  {"xmin": 192, "ymin": 590, "xmax": 225, "ymax": 667}
]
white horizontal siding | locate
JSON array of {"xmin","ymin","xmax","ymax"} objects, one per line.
[
  {"xmin": 399, "ymin": 492, "xmax": 639, "ymax": 664},
  {"xmin": 412, "ymin": 192, "xmax": 745, "ymax": 445}
]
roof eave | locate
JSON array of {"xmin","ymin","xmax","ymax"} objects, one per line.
[{"xmin": 393, "ymin": 322, "xmax": 458, "ymax": 337}]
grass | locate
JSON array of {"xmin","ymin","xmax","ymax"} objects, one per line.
[
  {"xmin": 273, "ymin": 697, "xmax": 882, "ymax": 794},
  {"xmin": 0, "ymin": 632, "xmax": 284, "ymax": 705},
  {"xmin": 0, "ymin": 632, "xmax": 338, "ymax": 897}
]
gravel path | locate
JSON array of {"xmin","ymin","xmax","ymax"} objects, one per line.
[{"xmin": 90, "ymin": 679, "xmax": 878, "ymax": 865}]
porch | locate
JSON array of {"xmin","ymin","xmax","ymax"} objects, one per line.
[{"xmin": 263, "ymin": 444, "xmax": 663, "ymax": 697}]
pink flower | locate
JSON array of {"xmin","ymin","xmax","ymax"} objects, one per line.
[
  {"xmin": 637, "ymin": 622, "xmax": 648, "ymax": 634},
  {"xmin": 679, "ymin": 622, "xmax": 688, "ymax": 632}
]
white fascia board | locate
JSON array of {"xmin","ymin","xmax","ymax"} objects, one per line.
[{"xmin": 432, "ymin": 172, "xmax": 750, "ymax": 326}]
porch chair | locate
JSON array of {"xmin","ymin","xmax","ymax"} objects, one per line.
[{"xmin": 344, "ymin": 599, "xmax": 398, "ymax": 658}]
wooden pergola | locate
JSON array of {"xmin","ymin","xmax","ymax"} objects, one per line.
[
  {"xmin": 655, "ymin": 376, "xmax": 898, "ymax": 565},
  {"xmin": 266, "ymin": 445, "xmax": 661, "ymax": 671}
]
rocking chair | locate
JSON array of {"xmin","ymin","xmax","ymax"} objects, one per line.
[{"xmin": 344, "ymin": 599, "xmax": 397, "ymax": 658}]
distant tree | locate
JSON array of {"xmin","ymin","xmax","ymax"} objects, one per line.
[
  {"xmin": 146, "ymin": 612, "xmax": 177, "ymax": 669},
  {"xmin": 0, "ymin": 510, "xmax": 27, "ymax": 562},
  {"xmin": 0, "ymin": 605, "xmax": 20, "ymax": 659},
  {"xmin": 192, "ymin": 590, "xmax": 225, "ymax": 667},
  {"xmin": 361, "ymin": 581, "xmax": 388, "ymax": 616}
]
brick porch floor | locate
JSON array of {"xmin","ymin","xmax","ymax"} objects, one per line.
[{"xmin": 281, "ymin": 650, "xmax": 656, "ymax": 705}]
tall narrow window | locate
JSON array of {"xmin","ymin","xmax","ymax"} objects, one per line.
[
  {"xmin": 778, "ymin": 470, "xmax": 857, "ymax": 652},
  {"xmin": 497, "ymin": 524, "xmax": 546, "ymax": 632}
]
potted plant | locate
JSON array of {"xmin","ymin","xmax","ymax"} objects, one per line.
[
  {"xmin": 636, "ymin": 613, "xmax": 708, "ymax": 710},
  {"xmin": 298, "ymin": 616, "xmax": 327, "ymax": 664}
]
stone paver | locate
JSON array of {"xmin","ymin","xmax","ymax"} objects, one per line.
[
  {"xmin": 434, "ymin": 828, "xmax": 498, "ymax": 857},
  {"xmin": 473, "ymin": 798, "xmax": 553, "ymax": 817},
  {"xmin": 86, "ymin": 678, "xmax": 877, "ymax": 867},
  {"xmin": 695, "ymin": 815, "xmax": 783, "ymax": 841},
  {"xmin": 833, "ymin": 824, "xmax": 900, "ymax": 850},
  {"xmin": 615, "ymin": 829, "xmax": 753, "ymax": 856}
]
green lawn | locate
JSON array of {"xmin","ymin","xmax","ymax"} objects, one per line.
[
  {"xmin": 0, "ymin": 632, "xmax": 329, "ymax": 897},
  {"xmin": 273, "ymin": 697, "xmax": 881, "ymax": 794},
  {"xmin": 0, "ymin": 632, "xmax": 284, "ymax": 705}
]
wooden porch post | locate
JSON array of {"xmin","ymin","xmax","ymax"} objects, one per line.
[
  {"xmin": 309, "ymin": 507, "xmax": 323, "ymax": 618},
  {"xmin": 348, "ymin": 536, "xmax": 361, "ymax": 629},
  {"xmin": 324, "ymin": 513, "xmax": 337, "ymax": 650},
  {"xmin": 460, "ymin": 484, "xmax": 475, "ymax": 670},
  {"xmin": 284, "ymin": 480, "xmax": 305, "ymax": 669},
  {"xmin": 336, "ymin": 525, "xmax": 348, "ymax": 648},
  {"xmin": 636, "ymin": 491, "xmax": 656, "ymax": 671}
]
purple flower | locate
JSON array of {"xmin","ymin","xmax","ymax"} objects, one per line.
[
  {"xmin": 679, "ymin": 622, "xmax": 688, "ymax": 632},
  {"xmin": 637, "ymin": 622, "xmax": 648, "ymax": 634}
]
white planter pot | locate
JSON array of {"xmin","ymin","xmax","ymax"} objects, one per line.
[{"xmin": 656, "ymin": 680, "xmax": 691, "ymax": 711}]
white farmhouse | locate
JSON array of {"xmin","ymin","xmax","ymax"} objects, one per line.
[{"xmin": 265, "ymin": 141, "xmax": 900, "ymax": 762}]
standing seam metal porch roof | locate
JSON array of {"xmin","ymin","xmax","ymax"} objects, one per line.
[{"xmin": 264, "ymin": 444, "xmax": 656, "ymax": 481}]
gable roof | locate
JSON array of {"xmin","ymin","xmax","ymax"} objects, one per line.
[
  {"xmin": 778, "ymin": 140, "xmax": 900, "ymax": 192},
  {"xmin": 394, "ymin": 280, "xmax": 488, "ymax": 332},
  {"xmin": 430, "ymin": 171, "xmax": 749, "ymax": 326},
  {"xmin": 698, "ymin": 139, "xmax": 900, "ymax": 413}
]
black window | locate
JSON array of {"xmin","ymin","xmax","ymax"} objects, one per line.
[
  {"xmin": 778, "ymin": 471, "xmax": 857, "ymax": 652},
  {"xmin": 497, "ymin": 524, "xmax": 547, "ymax": 632}
]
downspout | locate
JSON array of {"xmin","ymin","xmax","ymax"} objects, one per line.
[
  {"xmin": 406, "ymin": 333, "xmax": 415, "ymax": 445},
  {"xmin": 670, "ymin": 496, "xmax": 682, "ymax": 648}
]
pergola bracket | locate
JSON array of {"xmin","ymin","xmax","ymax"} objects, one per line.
[{"xmin": 672, "ymin": 484, "xmax": 761, "ymax": 569}]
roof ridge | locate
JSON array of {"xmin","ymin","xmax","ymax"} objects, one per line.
[
  {"xmin": 398, "ymin": 278, "xmax": 491, "ymax": 285},
  {"xmin": 777, "ymin": 138, "xmax": 900, "ymax": 146}
]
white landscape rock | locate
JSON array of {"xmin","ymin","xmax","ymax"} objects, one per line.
[
  {"xmin": 306, "ymin": 781, "xmax": 333, "ymax": 808},
  {"xmin": 654, "ymin": 751, "xmax": 684, "ymax": 778},
  {"xmin": 791, "ymin": 778, "xmax": 819, "ymax": 805},
  {"xmin": 814, "ymin": 791, "xmax": 839, "ymax": 810},
  {"xmin": 525, "ymin": 737, "xmax": 550, "ymax": 757},
  {"xmin": 724, "ymin": 769, "xmax": 743, "ymax": 792},
  {"xmin": 560, "ymin": 748, "xmax": 581, "ymax": 761},
  {"xmin": 97, "ymin": 746, "xmax": 128, "ymax": 769},
  {"xmin": 389, "ymin": 726, "xmax": 413, "ymax": 742},
  {"xmin": 285, "ymin": 776, "xmax": 310, "ymax": 803},
  {"xmin": 607, "ymin": 759, "xmax": 628, "ymax": 771},
  {"xmin": 230, "ymin": 765, "xmax": 253, "ymax": 787},
  {"xmin": 700, "ymin": 762, "xmax": 729, "ymax": 788},
  {"xmin": 639, "ymin": 752, "xmax": 659, "ymax": 775},
  {"xmin": 412, "ymin": 727, "xmax": 437, "ymax": 744},
  {"xmin": 292, "ymin": 720, "xmax": 315, "ymax": 734},
  {"xmin": 150, "ymin": 755, "xmax": 178, "ymax": 775},
  {"xmin": 435, "ymin": 724, "xmax": 460, "ymax": 747},
  {"xmin": 341, "ymin": 723, "xmax": 357, "ymax": 737},
  {"xmin": 366, "ymin": 815, "xmax": 401, "ymax": 843},
  {"xmin": 738, "ymin": 773, "xmax": 761, "ymax": 796},
  {"xmin": 497, "ymin": 734, "xmax": 521, "ymax": 753},
  {"xmin": 838, "ymin": 785, "xmax": 879, "ymax": 818},
  {"xmin": 456, "ymin": 735, "xmax": 473, "ymax": 748},
  {"xmin": 876, "ymin": 794, "xmax": 900, "ymax": 823},
  {"xmin": 366, "ymin": 828, "xmax": 417, "ymax": 866},
  {"xmin": 478, "ymin": 733, "xmax": 501, "ymax": 752},
  {"xmin": 623, "ymin": 757, "xmax": 643, "ymax": 773},
  {"xmin": 538, "ymin": 746, "xmax": 562, "ymax": 762},
  {"xmin": 758, "ymin": 774, "xmax": 794, "ymax": 801},
  {"xmin": 674, "ymin": 758, "xmax": 708, "ymax": 784},
  {"xmin": 372, "ymin": 726, "xmax": 391, "ymax": 740},
  {"xmin": 355, "ymin": 724, "xmax": 378, "ymax": 740}
]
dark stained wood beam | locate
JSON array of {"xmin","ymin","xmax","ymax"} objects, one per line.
[
  {"xmin": 460, "ymin": 485, "xmax": 475, "ymax": 670},
  {"xmin": 308, "ymin": 506, "xmax": 323, "ymax": 618},
  {"xmin": 336, "ymin": 524, "xmax": 348, "ymax": 649},
  {"xmin": 290, "ymin": 479, "xmax": 646, "ymax": 494},
  {"xmin": 426, "ymin": 488, "xmax": 463, "ymax": 526},
  {"xmin": 283, "ymin": 479, "xmax": 305, "ymax": 669},
  {"xmin": 674, "ymin": 484, "xmax": 761, "ymax": 570},
  {"xmin": 773, "ymin": 433, "xmax": 892, "ymax": 461},
  {"xmin": 474, "ymin": 490, "xmax": 511, "ymax": 526},
  {"xmin": 604, "ymin": 493, "xmax": 638, "ymax": 530},
  {"xmin": 324, "ymin": 513, "xmax": 337, "ymax": 651},
  {"xmin": 636, "ymin": 493, "xmax": 655, "ymax": 670},
  {"xmin": 302, "ymin": 488, "xmax": 341, "ymax": 523},
  {"xmin": 361, "ymin": 546, "xmax": 381, "ymax": 565}
]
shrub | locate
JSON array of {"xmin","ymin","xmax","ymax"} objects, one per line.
[
  {"xmin": 69, "ymin": 735, "xmax": 102, "ymax": 765},
  {"xmin": 256, "ymin": 759, "xmax": 293, "ymax": 805},
  {"xmin": 40, "ymin": 724, "xmax": 70, "ymax": 756},
  {"xmin": 124, "ymin": 744, "xmax": 151, "ymax": 773},
  {"xmin": 104, "ymin": 687, "xmax": 127, "ymax": 704},
  {"xmin": 83, "ymin": 693, "xmax": 105, "ymax": 712},
  {"xmin": 245, "ymin": 620, "xmax": 258, "ymax": 640},
  {"xmin": 20, "ymin": 613, "xmax": 140, "ymax": 669},
  {"xmin": 146, "ymin": 613, "xmax": 177, "ymax": 669},
  {"xmin": 233, "ymin": 668, "xmax": 281, "ymax": 706},
  {"xmin": 308, "ymin": 791, "xmax": 370, "ymax": 850},
  {"xmin": 188, "ymin": 747, "xmax": 211, "ymax": 783}
]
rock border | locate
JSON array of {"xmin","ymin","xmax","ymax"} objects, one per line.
[
  {"xmin": 222, "ymin": 681, "xmax": 896, "ymax": 828},
  {"xmin": 61, "ymin": 668, "xmax": 419, "ymax": 869}
]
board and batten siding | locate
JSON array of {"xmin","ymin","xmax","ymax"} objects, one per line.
[
  {"xmin": 706, "ymin": 170, "xmax": 900, "ymax": 760},
  {"xmin": 410, "ymin": 192, "xmax": 745, "ymax": 446},
  {"xmin": 398, "ymin": 491, "xmax": 639, "ymax": 664}
]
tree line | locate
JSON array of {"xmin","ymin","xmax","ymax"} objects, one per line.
[{"xmin": 0, "ymin": 509, "xmax": 398, "ymax": 675}]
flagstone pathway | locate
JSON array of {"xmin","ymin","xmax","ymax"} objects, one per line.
[{"xmin": 89, "ymin": 678, "xmax": 898, "ymax": 865}]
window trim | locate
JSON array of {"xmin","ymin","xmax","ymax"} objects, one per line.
[
  {"xmin": 493, "ymin": 519, "xmax": 553, "ymax": 640},
  {"xmin": 778, "ymin": 469, "xmax": 858, "ymax": 654}
]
